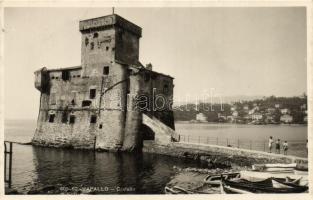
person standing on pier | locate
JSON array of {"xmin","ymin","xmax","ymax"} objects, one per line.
[
  {"xmin": 268, "ymin": 136, "xmax": 274, "ymax": 153},
  {"xmin": 306, "ymin": 139, "xmax": 308, "ymax": 154},
  {"xmin": 275, "ymin": 139, "xmax": 281, "ymax": 154},
  {"xmin": 283, "ymin": 141, "xmax": 288, "ymax": 155}
]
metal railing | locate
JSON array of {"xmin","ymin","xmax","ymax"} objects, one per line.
[
  {"xmin": 4, "ymin": 141, "xmax": 13, "ymax": 188},
  {"xmin": 178, "ymin": 134, "xmax": 307, "ymax": 158}
]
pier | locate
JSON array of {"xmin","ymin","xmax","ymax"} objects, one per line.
[{"xmin": 143, "ymin": 141, "xmax": 307, "ymax": 167}]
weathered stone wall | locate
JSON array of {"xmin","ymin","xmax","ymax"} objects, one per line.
[
  {"xmin": 122, "ymin": 67, "xmax": 175, "ymax": 151},
  {"xmin": 32, "ymin": 63, "xmax": 128, "ymax": 151},
  {"xmin": 115, "ymin": 26, "xmax": 140, "ymax": 65},
  {"xmin": 81, "ymin": 28, "xmax": 116, "ymax": 78},
  {"xmin": 128, "ymin": 68, "xmax": 175, "ymax": 129},
  {"xmin": 123, "ymin": 69, "xmax": 142, "ymax": 151}
]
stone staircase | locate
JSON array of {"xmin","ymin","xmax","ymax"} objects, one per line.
[{"xmin": 142, "ymin": 114, "xmax": 180, "ymax": 145}]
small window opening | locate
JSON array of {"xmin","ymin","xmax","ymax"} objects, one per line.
[
  {"xmin": 77, "ymin": 75, "xmax": 81, "ymax": 78},
  {"xmin": 55, "ymin": 77, "xmax": 59, "ymax": 80},
  {"xmin": 69, "ymin": 115, "xmax": 75, "ymax": 124},
  {"xmin": 82, "ymin": 100, "xmax": 92, "ymax": 107},
  {"xmin": 62, "ymin": 112, "xmax": 68, "ymax": 123},
  {"xmin": 144, "ymin": 73, "xmax": 151, "ymax": 82},
  {"xmin": 62, "ymin": 70, "xmax": 70, "ymax": 81},
  {"xmin": 49, "ymin": 114, "xmax": 55, "ymax": 123},
  {"xmin": 51, "ymin": 76, "xmax": 55, "ymax": 79},
  {"xmin": 89, "ymin": 89, "xmax": 96, "ymax": 99},
  {"xmin": 85, "ymin": 37, "xmax": 89, "ymax": 46},
  {"xmin": 106, "ymin": 46, "xmax": 109, "ymax": 51},
  {"xmin": 103, "ymin": 66, "xmax": 109, "ymax": 75},
  {"xmin": 93, "ymin": 32, "xmax": 98, "ymax": 38},
  {"xmin": 90, "ymin": 115, "xmax": 97, "ymax": 124},
  {"xmin": 163, "ymin": 84, "xmax": 169, "ymax": 94},
  {"xmin": 71, "ymin": 99, "xmax": 75, "ymax": 105},
  {"xmin": 99, "ymin": 124, "xmax": 103, "ymax": 129},
  {"xmin": 90, "ymin": 42, "xmax": 94, "ymax": 50}
]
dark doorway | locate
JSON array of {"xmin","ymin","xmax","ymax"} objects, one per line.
[
  {"xmin": 61, "ymin": 112, "xmax": 68, "ymax": 123},
  {"xmin": 140, "ymin": 124, "xmax": 155, "ymax": 141},
  {"xmin": 48, "ymin": 114, "xmax": 55, "ymax": 123}
]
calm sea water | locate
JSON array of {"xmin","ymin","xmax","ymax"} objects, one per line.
[
  {"xmin": 175, "ymin": 122, "xmax": 307, "ymax": 141},
  {"xmin": 4, "ymin": 119, "xmax": 308, "ymax": 194},
  {"xmin": 4, "ymin": 119, "xmax": 204, "ymax": 194}
]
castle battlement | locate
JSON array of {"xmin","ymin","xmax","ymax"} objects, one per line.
[{"xmin": 79, "ymin": 14, "xmax": 142, "ymax": 37}]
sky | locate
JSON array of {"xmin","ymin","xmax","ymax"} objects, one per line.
[{"xmin": 4, "ymin": 7, "xmax": 307, "ymax": 119}]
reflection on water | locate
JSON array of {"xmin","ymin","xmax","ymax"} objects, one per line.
[{"xmin": 11, "ymin": 144, "xmax": 204, "ymax": 194}]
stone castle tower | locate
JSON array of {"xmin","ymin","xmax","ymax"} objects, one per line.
[{"xmin": 32, "ymin": 14, "xmax": 176, "ymax": 151}]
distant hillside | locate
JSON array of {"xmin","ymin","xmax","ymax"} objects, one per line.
[
  {"xmin": 174, "ymin": 95, "xmax": 264, "ymax": 106},
  {"xmin": 173, "ymin": 95, "xmax": 307, "ymax": 123}
]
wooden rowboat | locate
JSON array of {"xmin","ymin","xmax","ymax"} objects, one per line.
[
  {"xmin": 220, "ymin": 182, "xmax": 253, "ymax": 194},
  {"xmin": 164, "ymin": 186, "xmax": 192, "ymax": 194},
  {"xmin": 204, "ymin": 173, "xmax": 240, "ymax": 187},
  {"xmin": 221, "ymin": 177, "xmax": 308, "ymax": 193},
  {"xmin": 272, "ymin": 178, "xmax": 308, "ymax": 191},
  {"xmin": 239, "ymin": 170, "xmax": 308, "ymax": 186}
]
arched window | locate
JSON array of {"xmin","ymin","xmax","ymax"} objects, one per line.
[{"xmin": 48, "ymin": 114, "xmax": 55, "ymax": 123}]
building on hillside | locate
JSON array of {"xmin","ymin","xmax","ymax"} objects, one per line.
[
  {"xmin": 280, "ymin": 114, "xmax": 293, "ymax": 123},
  {"xmin": 304, "ymin": 116, "xmax": 308, "ymax": 123},
  {"xmin": 300, "ymin": 104, "xmax": 307, "ymax": 110},
  {"xmin": 232, "ymin": 111, "xmax": 239, "ymax": 117},
  {"xmin": 251, "ymin": 113, "xmax": 263, "ymax": 120},
  {"xmin": 218, "ymin": 113, "xmax": 227, "ymax": 120},
  {"xmin": 196, "ymin": 113, "xmax": 207, "ymax": 122},
  {"xmin": 254, "ymin": 106, "xmax": 260, "ymax": 111},
  {"xmin": 227, "ymin": 115, "xmax": 235, "ymax": 122},
  {"xmin": 32, "ymin": 14, "xmax": 175, "ymax": 152},
  {"xmin": 280, "ymin": 108, "xmax": 290, "ymax": 114},
  {"xmin": 266, "ymin": 108, "xmax": 276, "ymax": 114},
  {"xmin": 248, "ymin": 109, "xmax": 255, "ymax": 115}
]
